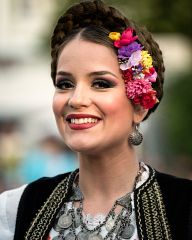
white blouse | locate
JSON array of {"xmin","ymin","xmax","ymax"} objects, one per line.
[
  {"xmin": 0, "ymin": 163, "xmax": 149, "ymax": 240},
  {"xmin": 0, "ymin": 185, "xmax": 27, "ymax": 240}
]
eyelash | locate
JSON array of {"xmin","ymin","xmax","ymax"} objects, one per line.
[
  {"xmin": 55, "ymin": 79, "xmax": 74, "ymax": 90},
  {"xmin": 55, "ymin": 78, "xmax": 115, "ymax": 90},
  {"xmin": 92, "ymin": 79, "xmax": 115, "ymax": 89}
]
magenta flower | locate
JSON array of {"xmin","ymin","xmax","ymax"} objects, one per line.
[
  {"xmin": 109, "ymin": 27, "xmax": 159, "ymax": 109},
  {"xmin": 144, "ymin": 67, "xmax": 157, "ymax": 82},
  {"xmin": 126, "ymin": 79, "xmax": 152, "ymax": 99},
  {"xmin": 140, "ymin": 90, "xmax": 157, "ymax": 109},
  {"xmin": 122, "ymin": 69, "xmax": 133, "ymax": 81},
  {"xmin": 145, "ymin": 71, "xmax": 157, "ymax": 82},
  {"xmin": 114, "ymin": 28, "xmax": 138, "ymax": 48}
]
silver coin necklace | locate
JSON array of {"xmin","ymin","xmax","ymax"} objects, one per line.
[{"xmin": 53, "ymin": 164, "xmax": 142, "ymax": 240}]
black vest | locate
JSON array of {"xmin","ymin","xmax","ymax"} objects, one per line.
[{"xmin": 13, "ymin": 168, "xmax": 192, "ymax": 240}]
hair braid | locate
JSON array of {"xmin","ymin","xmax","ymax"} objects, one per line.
[
  {"xmin": 51, "ymin": 0, "xmax": 128, "ymax": 81},
  {"xmin": 51, "ymin": 0, "xmax": 165, "ymax": 119}
]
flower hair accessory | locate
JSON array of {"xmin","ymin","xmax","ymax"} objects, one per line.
[{"xmin": 109, "ymin": 28, "xmax": 158, "ymax": 109}]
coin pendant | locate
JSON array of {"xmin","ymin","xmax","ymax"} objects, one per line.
[
  {"xmin": 58, "ymin": 213, "xmax": 72, "ymax": 229},
  {"xmin": 121, "ymin": 223, "xmax": 135, "ymax": 239},
  {"xmin": 105, "ymin": 218, "xmax": 115, "ymax": 231},
  {"xmin": 53, "ymin": 221, "xmax": 63, "ymax": 232},
  {"xmin": 88, "ymin": 233, "xmax": 103, "ymax": 240},
  {"xmin": 77, "ymin": 231, "xmax": 89, "ymax": 240},
  {"xmin": 65, "ymin": 232, "xmax": 76, "ymax": 240}
]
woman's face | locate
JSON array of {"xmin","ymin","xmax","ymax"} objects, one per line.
[{"xmin": 53, "ymin": 37, "xmax": 145, "ymax": 154}]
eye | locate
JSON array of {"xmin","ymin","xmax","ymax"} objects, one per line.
[
  {"xmin": 55, "ymin": 79, "xmax": 74, "ymax": 90},
  {"xmin": 92, "ymin": 79, "xmax": 115, "ymax": 89}
]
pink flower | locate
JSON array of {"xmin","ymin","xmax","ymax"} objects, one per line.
[
  {"xmin": 145, "ymin": 71, "xmax": 157, "ymax": 83},
  {"xmin": 108, "ymin": 27, "xmax": 158, "ymax": 109},
  {"xmin": 126, "ymin": 79, "xmax": 152, "ymax": 99},
  {"xmin": 144, "ymin": 67, "xmax": 157, "ymax": 82},
  {"xmin": 131, "ymin": 90, "xmax": 157, "ymax": 109},
  {"xmin": 122, "ymin": 69, "xmax": 133, "ymax": 81},
  {"xmin": 141, "ymin": 90, "xmax": 158, "ymax": 109},
  {"xmin": 145, "ymin": 67, "xmax": 156, "ymax": 76},
  {"xmin": 132, "ymin": 96, "xmax": 141, "ymax": 105},
  {"xmin": 114, "ymin": 28, "xmax": 138, "ymax": 48}
]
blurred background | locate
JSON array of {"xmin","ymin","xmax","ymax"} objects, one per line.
[{"xmin": 0, "ymin": 0, "xmax": 191, "ymax": 192}]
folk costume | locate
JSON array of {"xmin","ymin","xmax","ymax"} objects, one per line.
[
  {"xmin": 1, "ymin": 1, "xmax": 192, "ymax": 240},
  {"xmin": 1, "ymin": 164, "xmax": 192, "ymax": 240}
]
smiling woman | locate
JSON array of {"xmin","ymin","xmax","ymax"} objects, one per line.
[
  {"xmin": 53, "ymin": 38, "xmax": 140, "ymax": 154},
  {"xmin": 0, "ymin": 1, "xmax": 192, "ymax": 240}
]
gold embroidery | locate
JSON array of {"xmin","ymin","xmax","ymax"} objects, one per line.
[
  {"xmin": 136, "ymin": 167, "xmax": 156, "ymax": 239},
  {"xmin": 25, "ymin": 171, "xmax": 77, "ymax": 240},
  {"xmin": 136, "ymin": 168, "xmax": 172, "ymax": 240},
  {"xmin": 25, "ymin": 168, "xmax": 172, "ymax": 240},
  {"xmin": 153, "ymin": 181, "xmax": 172, "ymax": 239}
]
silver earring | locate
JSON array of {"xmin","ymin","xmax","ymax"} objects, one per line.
[{"xmin": 128, "ymin": 124, "xmax": 143, "ymax": 146}]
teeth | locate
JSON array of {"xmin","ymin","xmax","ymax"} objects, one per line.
[{"xmin": 69, "ymin": 118, "xmax": 98, "ymax": 124}]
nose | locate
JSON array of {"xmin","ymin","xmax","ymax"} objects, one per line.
[{"xmin": 68, "ymin": 85, "xmax": 91, "ymax": 109}]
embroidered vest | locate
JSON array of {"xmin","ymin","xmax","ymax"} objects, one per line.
[{"xmin": 14, "ymin": 167, "xmax": 192, "ymax": 240}]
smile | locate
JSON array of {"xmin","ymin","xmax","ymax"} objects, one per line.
[
  {"xmin": 65, "ymin": 114, "xmax": 101, "ymax": 130},
  {"xmin": 69, "ymin": 118, "xmax": 98, "ymax": 124}
]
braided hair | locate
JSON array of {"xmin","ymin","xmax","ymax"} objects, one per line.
[{"xmin": 51, "ymin": 0, "xmax": 165, "ymax": 119}]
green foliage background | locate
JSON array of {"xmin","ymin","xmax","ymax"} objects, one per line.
[
  {"xmin": 51, "ymin": 0, "xmax": 192, "ymax": 37},
  {"xmin": 164, "ymin": 72, "xmax": 192, "ymax": 157}
]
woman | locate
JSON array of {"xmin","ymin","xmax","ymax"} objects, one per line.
[{"xmin": 0, "ymin": 0, "xmax": 192, "ymax": 239}]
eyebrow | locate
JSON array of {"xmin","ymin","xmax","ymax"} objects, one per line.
[
  {"xmin": 88, "ymin": 71, "xmax": 118, "ymax": 78},
  {"xmin": 56, "ymin": 71, "xmax": 118, "ymax": 78},
  {"xmin": 56, "ymin": 71, "xmax": 72, "ymax": 77}
]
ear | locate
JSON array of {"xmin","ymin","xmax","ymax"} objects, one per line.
[{"xmin": 133, "ymin": 105, "xmax": 148, "ymax": 123}]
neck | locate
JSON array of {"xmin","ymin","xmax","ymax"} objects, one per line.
[{"xmin": 78, "ymin": 146, "xmax": 139, "ymax": 202}]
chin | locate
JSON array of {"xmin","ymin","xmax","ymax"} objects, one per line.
[{"xmin": 64, "ymin": 138, "xmax": 96, "ymax": 153}]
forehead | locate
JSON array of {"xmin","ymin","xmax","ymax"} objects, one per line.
[{"xmin": 57, "ymin": 38, "xmax": 120, "ymax": 74}]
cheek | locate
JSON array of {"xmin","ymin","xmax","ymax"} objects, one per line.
[
  {"xmin": 99, "ymin": 92, "xmax": 133, "ymax": 118},
  {"xmin": 52, "ymin": 93, "xmax": 66, "ymax": 117}
]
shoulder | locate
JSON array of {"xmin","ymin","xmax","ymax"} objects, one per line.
[
  {"xmin": 156, "ymin": 170, "xmax": 192, "ymax": 196},
  {"xmin": 0, "ymin": 185, "xmax": 27, "ymax": 240},
  {"xmin": 22, "ymin": 171, "xmax": 72, "ymax": 196},
  {"xmin": 14, "ymin": 172, "xmax": 74, "ymax": 239},
  {"xmin": 17, "ymin": 171, "xmax": 72, "ymax": 213},
  {"xmin": 154, "ymin": 170, "xmax": 192, "ymax": 239},
  {"xmin": 156, "ymin": 170, "xmax": 192, "ymax": 184},
  {"xmin": 155, "ymin": 170, "xmax": 192, "ymax": 222}
]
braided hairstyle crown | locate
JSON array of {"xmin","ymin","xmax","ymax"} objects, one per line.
[{"xmin": 51, "ymin": 0, "xmax": 165, "ymax": 119}]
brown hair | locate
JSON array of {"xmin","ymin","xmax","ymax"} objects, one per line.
[{"xmin": 51, "ymin": 0, "xmax": 165, "ymax": 119}]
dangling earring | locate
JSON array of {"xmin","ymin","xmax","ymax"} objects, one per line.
[{"xmin": 128, "ymin": 124, "xmax": 143, "ymax": 146}]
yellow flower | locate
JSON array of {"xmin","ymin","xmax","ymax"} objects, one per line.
[
  {"xmin": 141, "ymin": 50, "xmax": 153, "ymax": 69},
  {"xmin": 109, "ymin": 32, "xmax": 121, "ymax": 41}
]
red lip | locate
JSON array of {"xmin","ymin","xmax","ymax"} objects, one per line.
[
  {"xmin": 66, "ymin": 113, "xmax": 101, "ymax": 121},
  {"xmin": 65, "ymin": 113, "xmax": 101, "ymax": 130},
  {"xmin": 68, "ymin": 122, "xmax": 99, "ymax": 130}
]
